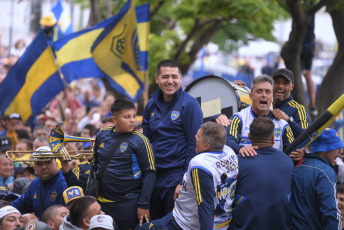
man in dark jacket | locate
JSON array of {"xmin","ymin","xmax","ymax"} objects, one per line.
[
  {"xmin": 12, "ymin": 146, "xmax": 68, "ymax": 220},
  {"xmin": 142, "ymin": 59, "xmax": 203, "ymax": 220},
  {"xmin": 271, "ymin": 68, "xmax": 310, "ymax": 138},
  {"xmin": 291, "ymin": 128, "xmax": 343, "ymax": 230},
  {"xmin": 231, "ymin": 117, "xmax": 294, "ymax": 230}
]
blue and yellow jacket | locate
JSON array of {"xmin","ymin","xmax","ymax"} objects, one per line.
[
  {"xmin": 142, "ymin": 87, "xmax": 203, "ymax": 187},
  {"xmin": 88, "ymin": 126, "xmax": 156, "ymax": 209},
  {"xmin": 274, "ymin": 96, "xmax": 310, "ymax": 137},
  {"xmin": 63, "ymin": 161, "xmax": 90, "ymax": 191},
  {"xmin": 12, "ymin": 170, "xmax": 67, "ymax": 220}
]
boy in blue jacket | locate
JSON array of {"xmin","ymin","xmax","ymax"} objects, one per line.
[{"xmin": 87, "ymin": 98, "xmax": 156, "ymax": 230}]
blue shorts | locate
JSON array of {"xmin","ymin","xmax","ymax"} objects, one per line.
[{"xmin": 301, "ymin": 41, "xmax": 315, "ymax": 71}]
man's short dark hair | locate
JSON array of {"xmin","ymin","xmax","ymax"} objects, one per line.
[
  {"xmin": 251, "ymin": 74, "xmax": 273, "ymax": 91},
  {"xmin": 156, "ymin": 59, "xmax": 181, "ymax": 76},
  {"xmin": 338, "ymin": 184, "xmax": 344, "ymax": 194},
  {"xmin": 42, "ymin": 204, "xmax": 65, "ymax": 223},
  {"xmin": 201, "ymin": 122, "xmax": 226, "ymax": 151},
  {"xmin": 250, "ymin": 117, "xmax": 275, "ymax": 140},
  {"xmin": 111, "ymin": 98, "xmax": 136, "ymax": 116},
  {"xmin": 69, "ymin": 196, "xmax": 97, "ymax": 228},
  {"xmin": 15, "ymin": 129, "xmax": 30, "ymax": 140},
  {"xmin": 83, "ymin": 124, "xmax": 96, "ymax": 136}
]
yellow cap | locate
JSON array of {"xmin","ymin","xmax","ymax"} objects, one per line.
[
  {"xmin": 39, "ymin": 12, "xmax": 57, "ymax": 26},
  {"xmin": 63, "ymin": 186, "xmax": 84, "ymax": 204}
]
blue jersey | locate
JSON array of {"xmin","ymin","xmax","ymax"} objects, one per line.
[
  {"xmin": 63, "ymin": 161, "xmax": 90, "ymax": 191},
  {"xmin": 12, "ymin": 170, "xmax": 67, "ymax": 220},
  {"xmin": 88, "ymin": 126, "xmax": 156, "ymax": 209},
  {"xmin": 226, "ymin": 106, "xmax": 294, "ymax": 154},
  {"xmin": 274, "ymin": 96, "xmax": 310, "ymax": 137},
  {"xmin": 143, "ymin": 87, "xmax": 203, "ymax": 187},
  {"xmin": 231, "ymin": 147, "xmax": 294, "ymax": 230}
]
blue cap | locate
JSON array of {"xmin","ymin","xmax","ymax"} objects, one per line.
[
  {"xmin": 311, "ymin": 128, "xmax": 344, "ymax": 153},
  {"xmin": 0, "ymin": 186, "xmax": 8, "ymax": 197}
]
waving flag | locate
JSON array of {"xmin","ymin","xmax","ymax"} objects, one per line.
[
  {"xmin": 0, "ymin": 30, "xmax": 65, "ymax": 123},
  {"xmin": 92, "ymin": 0, "xmax": 144, "ymax": 101},
  {"xmin": 51, "ymin": 0, "xmax": 73, "ymax": 39}
]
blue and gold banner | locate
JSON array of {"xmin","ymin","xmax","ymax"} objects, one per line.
[
  {"xmin": 91, "ymin": 0, "xmax": 145, "ymax": 102},
  {"xmin": 0, "ymin": 30, "xmax": 65, "ymax": 123}
]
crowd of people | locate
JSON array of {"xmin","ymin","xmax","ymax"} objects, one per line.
[{"xmin": 0, "ymin": 59, "xmax": 342, "ymax": 230}]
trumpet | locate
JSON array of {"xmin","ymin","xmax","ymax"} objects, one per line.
[{"xmin": 6, "ymin": 124, "xmax": 95, "ymax": 162}]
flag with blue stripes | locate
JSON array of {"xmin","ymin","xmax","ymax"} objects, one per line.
[
  {"xmin": 53, "ymin": 17, "xmax": 113, "ymax": 83},
  {"xmin": 51, "ymin": 0, "xmax": 73, "ymax": 39},
  {"xmin": 91, "ymin": 0, "xmax": 145, "ymax": 102},
  {"xmin": 0, "ymin": 30, "xmax": 65, "ymax": 123},
  {"xmin": 135, "ymin": 2, "xmax": 150, "ymax": 71}
]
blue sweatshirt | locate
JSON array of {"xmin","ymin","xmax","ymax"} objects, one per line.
[
  {"xmin": 143, "ymin": 87, "xmax": 203, "ymax": 187},
  {"xmin": 12, "ymin": 170, "xmax": 67, "ymax": 220},
  {"xmin": 274, "ymin": 96, "xmax": 310, "ymax": 137},
  {"xmin": 231, "ymin": 147, "xmax": 294, "ymax": 230},
  {"xmin": 88, "ymin": 127, "xmax": 156, "ymax": 209}
]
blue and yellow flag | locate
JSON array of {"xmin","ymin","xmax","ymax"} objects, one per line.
[
  {"xmin": 51, "ymin": 0, "xmax": 73, "ymax": 39},
  {"xmin": 136, "ymin": 2, "xmax": 150, "ymax": 71},
  {"xmin": 53, "ymin": 1, "xmax": 149, "ymax": 93},
  {"xmin": 92, "ymin": 0, "xmax": 144, "ymax": 102},
  {"xmin": 0, "ymin": 30, "xmax": 65, "ymax": 123},
  {"xmin": 53, "ymin": 18, "xmax": 112, "ymax": 83}
]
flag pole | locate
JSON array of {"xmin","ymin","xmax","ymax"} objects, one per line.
[{"xmin": 143, "ymin": 70, "xmax": 149, "ymax": 107}]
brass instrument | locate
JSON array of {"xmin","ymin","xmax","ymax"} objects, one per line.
[{"xmin": 6, "ymin": 124, "xmax": 95, "ymax": 162}]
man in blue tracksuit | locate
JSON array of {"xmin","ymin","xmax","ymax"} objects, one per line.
[
  {"xmin": 291, "ymin": 128, "xmax": 343, "ymax": 230},
  {"xmin": 271, "ymin": 68, "xmax": 310, "ymax": 138},
  {"xmin": 143, "ymin": 59, "xmax": 203, "ymax": 220},
  {"xmin": 12, "ymin": 146, "xmax": 68, "ymax": 220},
  {"xmin": 231, "ymin": 117, "xmax": 294, "ymax": 230}
]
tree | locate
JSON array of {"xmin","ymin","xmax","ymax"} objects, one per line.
[
  {"xmin": 280, "ymin": 0, "xmax": 344, "ymax": 117},
  {"xmin": 316, "ymin": 1, "xmax": 344, "ymax": 113},
  {"xmin": 279, "ymin": 0, "xmax": 326, "ymax": 108},
  {"xmin": 147, "ymin": 0, "xmax": 285, "ymax": 80}
]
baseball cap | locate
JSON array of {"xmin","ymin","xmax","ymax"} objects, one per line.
[
  {"xmin": 311, "ymin": 128, "xmax": 344, "ymax": 153},
  {"xmin": 33, "ymin": 146, "xmax": 53, "ymax": 164},
  {"xmin": 2, "ymin": 193, "xmax": 20, "ymax": 202},
  {"xmin": 63, "ymin": 186, "xmax": 84, "ymax": 205},
  {"xmin": 0, "ymin": 136, "xmax": 13, "ymax": 151},
  {"xmin": 89, "ymin": 215, "xmax": 115, "ymax": 230},
  {"xmin": 14, "ymin": 165, "xmax": 35, "ymax": 179},
  {"xmin": 9, "ymin": 113, "xmax": 21, "ymax": 120},
  {"xmin": 271, "ymin": 68, "xmax": 294, "ymax": 83},
  {"xmin": 23, "ymin": 220, "xmax": 52, "ymax": 230},
  {"xmin": 0, "ymin": 186, "xmax": 8, "ymax": 198}
]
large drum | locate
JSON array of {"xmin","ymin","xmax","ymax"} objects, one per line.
[{"xmin": 185, "ymin": 75, "xmax": 251, "ymax": 120}]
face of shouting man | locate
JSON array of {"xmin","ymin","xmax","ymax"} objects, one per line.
[{"xmin": 250, "ymin": 81, "xmax": 273, "ymax": 117}]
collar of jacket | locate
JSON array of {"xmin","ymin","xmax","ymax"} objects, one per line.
[
  {"xmin": 305, "ymin": 153, "xmax": 335, "ymax": 170},
  {"xmin": 152, "ymin": 87, "xmax": 183, "ymax": 108},
  {"xmin": 274, "ymin": 96, "xmax": 293, "ymax": 109}
]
